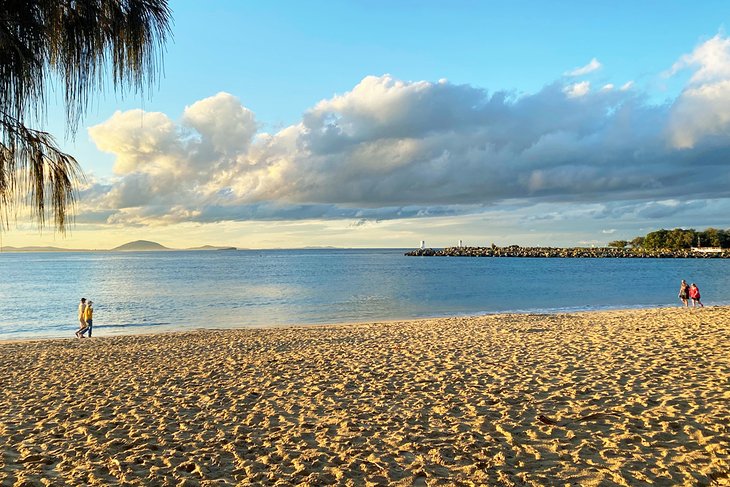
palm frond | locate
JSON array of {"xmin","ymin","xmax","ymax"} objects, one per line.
[
  {"xmin": 0, "ymin": 0, "xmax": 172, "ymax": 232},
  {"xmin": 0, "ymin": 115, "xmax": 83, "ymax": 233}
]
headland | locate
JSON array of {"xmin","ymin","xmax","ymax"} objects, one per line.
[{"xmin": 406, "ymin": 245, "xmax": 730, "ymax": 258}]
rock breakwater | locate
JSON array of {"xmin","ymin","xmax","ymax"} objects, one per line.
[{"xmin": 405, "ymin": 245, "xmax": 730, "ymax": 258}]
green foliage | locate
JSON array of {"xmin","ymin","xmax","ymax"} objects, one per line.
[
  {"xmin": 643, "ymin": 229, "xmax": 669, "ymax": 250},
  {"xmin": 630, "ymin": 227, "xmax": 730, "ymax": 250},
  {"xmin": 629, "ymin": 236, "xmax": 645, "ymax": 248},
  {"xmin": 608, "ymin": 240, "xmax": 628, "ymax": 248}
]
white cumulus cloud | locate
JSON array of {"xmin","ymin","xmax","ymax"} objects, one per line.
[
  {"xmin": 564, "ymin": 81, "xmax": 591, "ymax": 97},
  {"xmin": 565, "ymin": 57, "xmax": 602, "ymax": 76},
  {"xmin": 668, "ymin": 35, "xmax": 730, "ymax": 148}
]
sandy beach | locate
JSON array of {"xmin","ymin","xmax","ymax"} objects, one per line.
[{"xmin": 0, "ymin": 307, "xmax": 728, "ymax": 486}]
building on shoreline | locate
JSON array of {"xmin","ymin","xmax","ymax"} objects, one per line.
[{"xmin": 691, "ymin": 247, "xmax": 724, "ymax": 253}]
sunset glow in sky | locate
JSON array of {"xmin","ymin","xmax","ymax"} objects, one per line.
[{"xmin": 4, "ymin": 1, "xmax": 730, "ymax": 249}]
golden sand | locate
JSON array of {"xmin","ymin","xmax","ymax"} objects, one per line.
[{"xmin": 0, "ymin": 307, "xmax": 728, "ymax": 486}]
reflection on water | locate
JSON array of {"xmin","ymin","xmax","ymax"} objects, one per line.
[{"xmin": 1, "ymin": 249, "xmax": 730, "ymax": 340}]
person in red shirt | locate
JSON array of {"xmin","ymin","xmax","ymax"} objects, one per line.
[{"xmin": 689, "ymin": 283, "xmax": 704, "ymax": 308}]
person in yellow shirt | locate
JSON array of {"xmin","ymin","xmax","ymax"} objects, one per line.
[{"xmin": 84, "ymin": 301, "xmax": 94, "ymax": 337}]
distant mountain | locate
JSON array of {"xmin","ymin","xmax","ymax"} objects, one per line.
[
  {"xmin": 187, "ymin": 245, "xmax": 238, "ymax": 251},
  {"xmin": 112, "ymin": 240, "xmax": 170, "ymax": 251},
  {"xmin": 1, "ymin": 240, "xmax": 237, "ymax": 252}
]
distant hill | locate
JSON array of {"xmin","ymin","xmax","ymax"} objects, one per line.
[
  {"xmin": 112, "ymin": 240, "xmax": 170, "ymax": 251},
  {"xmin": 187, "ymin": 245, "xmax": 238, "ymax": 251},
  {"xmin": 1, "ymin": 240, "xmax": 237, "ymax": 252}
]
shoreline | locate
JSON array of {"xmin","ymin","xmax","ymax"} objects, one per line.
[
  {"xmin": 0, "ymin": 303, "xmax": 719, "ymax": 344},
  {"xmin": 1, "ymin": 306, "xmax": 728, "ymax": 484}
]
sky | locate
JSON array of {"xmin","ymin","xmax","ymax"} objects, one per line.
[{"xmin": 4, "ymin": 0, "xmax": 730, "ymax": 249}]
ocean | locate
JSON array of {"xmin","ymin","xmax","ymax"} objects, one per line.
[{"xmin": 2, "ymin": 249, "xmax": 729, "ymax": 340}]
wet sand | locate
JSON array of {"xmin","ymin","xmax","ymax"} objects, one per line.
[{"xmin": 1, "ymin": 307, "xmax": 728, "ymax": 486}]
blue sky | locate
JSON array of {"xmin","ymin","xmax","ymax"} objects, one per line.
[
  {"xmin": 83, "ymin": 1, "xmax": 716, "ymax": 125},
  {"xmin": 7, "ymin": 1, "xmax": 730, "ymax": 248}
]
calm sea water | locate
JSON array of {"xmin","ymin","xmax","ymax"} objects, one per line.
[{"xmin": 1, "ymin": 249, "xmax": 729, "ymax": 340}]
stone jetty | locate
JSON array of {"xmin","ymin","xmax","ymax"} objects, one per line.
[{"xmin": 405, "ymin": 245, "xmax": 730, "ymax": 258}]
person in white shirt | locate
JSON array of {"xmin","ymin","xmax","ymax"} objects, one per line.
[{"xmin": 76, "ymin": 298, "xmax": 87, "ymax": 338}]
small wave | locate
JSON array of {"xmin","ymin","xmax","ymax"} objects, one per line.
[
  {"xmin": 96, "ymin": 322, "xmax": 171, "ymax": 329},
  {"xmin": 421, "ymin": 302, "xmax": 679, "ymax": 320}
]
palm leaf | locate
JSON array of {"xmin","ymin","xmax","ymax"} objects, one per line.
[{"xmin": 0, "ymin": 0, "xmax": 172, "ymax": 232}]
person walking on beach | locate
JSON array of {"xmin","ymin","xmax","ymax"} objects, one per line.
[
  {"xmin": 77, "ymin": 300, "xmax": 95, "ymax": 338},
  {"xmin": 76, "ymin": 298, "xmax": 87, "ymax": 338},
  {"xmin": 689, "ymin": 283, "xmax": 704, "ymax": 308},
  {"xmin": 83, "ymin": 301, "xmax": 94, "ymax": 337},
  {"xmin": 678, "ymin": 279, "xmax": 690, "ymax": 307}
]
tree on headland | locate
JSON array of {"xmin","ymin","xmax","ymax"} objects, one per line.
[
  {"xmin": 607, "ymin": 240, "xmax": 628, "ymax": 248},
  {"xmin": 629, "ymin": 227, "xmax": 730, "ymax": 250},
  {"xmin": 642, "ymin": 228, "xmax": 695, "ymax": 250},
  {"xmin": 701, "ymin": 227, "xmax": 725, "ymax": 247},
  {"xmin": 0, "ymin": 0, "xmax": 172, "ymax": 233},
  {"xmin": 629, "ymin": 236, "xmax": 645, "ymax": 248}
]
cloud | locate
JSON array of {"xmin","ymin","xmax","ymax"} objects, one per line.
[
  {"xmin": 565, "ymin": 58, "xmax": 602, "ymax": 76},
  {"xmin": 85, "ymin": 36, "xmax": 730, "ymax": 229},
  {"xmin": 668, "ymin": 34, "xmax": 730, "ymax": 148},
  {"xmin": 183, "ymin": 92, "xmax": 258, "ymax": 156},
  {"xmin": 635, "ymin": 200, "xmax": 708, "ymax": 219},
  {"xmin": 563, "ymin": 81, "xmax": 591, "ymax": 97},
  {"xmin": 88, "ymin": 109, "xmax": 182, "ymax": 176},
  {"xmin": 669, "ymin": 35, "xmax": 730, "ymax": 84},
  {"xmin": 349, "ymin": 218, "xmax": 381, "ymax": 228}
]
